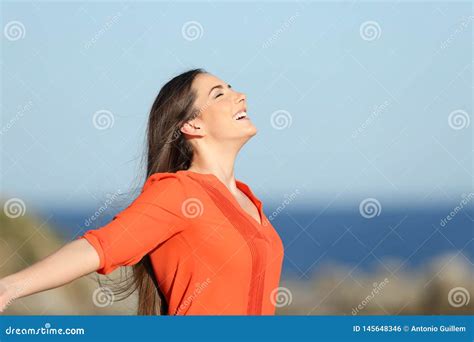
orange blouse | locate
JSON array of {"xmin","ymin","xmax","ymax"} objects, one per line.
[{"xmin": 78, "ymin": 170, "xmax": 284, "ymax": 315}]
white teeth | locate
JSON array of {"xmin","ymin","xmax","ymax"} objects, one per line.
[{"xmin": 233, "ymin": 111, "xmax": 247, "ymax": 120}]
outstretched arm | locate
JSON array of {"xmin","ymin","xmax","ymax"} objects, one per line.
[
  {"xmin": 0, "ymin": 174, "xmax": 188, "ymax": 313},
  {"xmin": 0, "ymin": 238, "xmax": 100, "ymax": 312}
]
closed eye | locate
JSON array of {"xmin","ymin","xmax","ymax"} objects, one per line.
[{"xmin": 209, "ymin": 84, "xmax": 232, "ymax": 98}]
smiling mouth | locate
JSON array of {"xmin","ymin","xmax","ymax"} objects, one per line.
[{"xmin": 232, "ymin": 111, "xmax": 249, "ymax": 120}]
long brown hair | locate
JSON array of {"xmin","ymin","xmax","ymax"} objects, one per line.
[{"xmin": 98, "ymin": 68, "xmax": 207, "ymax": 315}]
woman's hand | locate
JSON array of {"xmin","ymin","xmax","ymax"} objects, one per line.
[
  {"xmin": 0, "ymin": 281, "xmax": 13, "ymax": 313},
  {"xmin": 0, "ymin": 238, "xmax": 101, "ymax": 313}
]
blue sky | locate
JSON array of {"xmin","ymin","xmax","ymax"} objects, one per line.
[{"xmin": 1, "ymin": 1, "xmax": 471, "ymax": 210}]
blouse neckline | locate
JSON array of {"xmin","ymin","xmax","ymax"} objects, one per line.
[{"xmin": 176, "ymin": 170, "xmax": 265, "ymax": 227}]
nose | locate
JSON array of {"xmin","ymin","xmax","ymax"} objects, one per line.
[{"xmin": 235, "ymin": 91, "xmax": 246, "ymax": 105}]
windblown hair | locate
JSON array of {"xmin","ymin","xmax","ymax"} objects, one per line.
[{"xmin": 98, "ymin": 68, "xmax": 207, "ymax": 315}]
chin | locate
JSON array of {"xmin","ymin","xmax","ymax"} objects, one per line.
[
  {"xmin": 248, "ymin": 121, "xmax": 258, "ymax": 133},
  {"xmin": 238, "ymin": 127, "xmax": 257, "ymax": 146},
  {"xmin": 250, "ymin": 126, "xmax": 258, "ymax": 136},
  {"xmin": 231, "ymin": 122, "xmax": 258, "ymax": 141},
  {"xmin": 244, "ymin": 124, "xmax": 258, "ymax": 138}
]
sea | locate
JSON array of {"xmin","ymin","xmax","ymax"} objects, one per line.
[{"xmin": 41, "ymin": 204, "xmax": 474, "ymax": 279}]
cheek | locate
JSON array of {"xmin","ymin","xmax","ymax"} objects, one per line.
[
  {"xmin": 205, "ymin": 104, "xmax": 235, "ymax": 131},
  {"xmin": 206, "ymin": 114, "xmax": 235, "ymax": 136}
]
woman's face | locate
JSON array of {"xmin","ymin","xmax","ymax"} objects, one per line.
[{"xmin": 183, "ymin": 73, "xmax": 257, "ymax": 142}]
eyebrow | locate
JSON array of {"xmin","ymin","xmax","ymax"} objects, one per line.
[{"xmin": 208, "ymin": 84, "xmax": 232, "ymax": 96}]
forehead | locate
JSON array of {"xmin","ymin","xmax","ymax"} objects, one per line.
[{"xmin": 192, "ymin": 73, "xmax": 226, "ymax": 98}]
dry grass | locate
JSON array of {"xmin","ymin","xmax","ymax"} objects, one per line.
[{"xmin": 277, "ymin": 255, "xmax": 473, "ymax": 315}]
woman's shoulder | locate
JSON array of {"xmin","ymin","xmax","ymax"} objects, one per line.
[
  {"xmin": 141, "ymin": 171, "xmax": 204, "ymax": 198},
  {"xmin": 142, "ymin": 171, "xmax": 193, "ymax": 195},
  {"xmin": 139, "ymin": 171, "xmax": 209, "ymax": 220},
  {"xmin": 143, "ymin": 171, "xmax": 181, "ymax": 190}
]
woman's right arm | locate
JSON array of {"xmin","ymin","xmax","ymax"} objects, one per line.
[{"xmin": 0, "ymin": 238, "xmax": 100, "ymax": 313}]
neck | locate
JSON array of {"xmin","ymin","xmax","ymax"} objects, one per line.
[{"xmin": 187, "ymin": 141, "xmax": 240, "ymax": 194}]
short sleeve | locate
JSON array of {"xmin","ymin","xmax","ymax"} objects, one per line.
[{"xmin": 77, "ymin": 173, "xmax": 188, "ymax": 275}]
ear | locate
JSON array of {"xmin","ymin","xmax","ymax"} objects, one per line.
[{"xmin": 180, "ymin": 119, "xmax": 203, "ymax": 136}]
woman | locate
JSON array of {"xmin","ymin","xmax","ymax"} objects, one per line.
[{"xmin": 0, "ymin": 68, "xmax": 284, "ymax": 315}]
